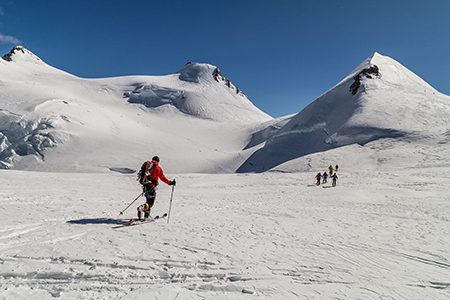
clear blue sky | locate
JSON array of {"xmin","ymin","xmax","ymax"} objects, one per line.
[{"xmin": 0, "ymin": 0, "xmax": 449, "ymax": 118}]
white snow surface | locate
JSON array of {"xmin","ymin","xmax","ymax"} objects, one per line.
[
  {"xmin": 1, "ymin": 140, "xmax": 450, "ymax": 299},
  {"xmin": 1, "ymin": 47, "xmax": 450, "ymax": 299}
]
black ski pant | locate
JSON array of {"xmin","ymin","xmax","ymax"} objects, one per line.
[{"xmin": 138, "ymin": 185, "xmax": 157, "ymax": 218}]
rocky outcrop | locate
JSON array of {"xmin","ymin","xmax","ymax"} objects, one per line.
[
  {"xmin": 213, "ymin": 67, "xmax": 248, "ymax": 98},
  {"xmin": 350, "ymin": 65, "xmax": 380, "ymax": 95}
]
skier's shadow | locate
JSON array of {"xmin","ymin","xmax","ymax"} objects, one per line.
[
  {"xmin": 308, "ymin": 183, "xmax": 323, "ymax": 187},
  {"xmin": 67, "ymin": 218, "xmax": 120, "ymax": 225}
]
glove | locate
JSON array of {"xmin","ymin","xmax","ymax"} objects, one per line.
[{"xmin": 169, "ymin": 179, "xmax": 176, "ymax": 186}]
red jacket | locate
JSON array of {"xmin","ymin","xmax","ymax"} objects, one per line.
[{"xmin": 149, "ymin": 160, "xmax": 170, "ymax": 186}]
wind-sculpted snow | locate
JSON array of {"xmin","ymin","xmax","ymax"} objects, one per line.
[
  {"xmin": 177, "ymin": 62, "xmax": 209, "ymax": 83},
  {"xmin": 124, "ymin": 84, "xmax": 186, "ymax": 108},
  {"xmin": 0, "ymin": 110, "xmax": 71, "ymax": 169},
  {"xmin": 325, "ymin": 126, "xmax": 406, "ymax": 147}
]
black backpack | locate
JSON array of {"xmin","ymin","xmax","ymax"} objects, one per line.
[{"xmin": 137, "ymin": 161, "xmax": 153, "ymax": 184}]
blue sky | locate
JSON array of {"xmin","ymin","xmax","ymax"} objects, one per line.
[{"xmin": 0, "ymin": 0, "xmax": 449, "ymax": 118}]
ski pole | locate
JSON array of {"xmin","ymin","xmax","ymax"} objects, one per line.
[
  {"xmin": 167, "ymin": 185, "xmax": 175, "ymax": 224},
  {"xmin": 119, "ymin": 192, "xmax": 143, "ymax": 215}
]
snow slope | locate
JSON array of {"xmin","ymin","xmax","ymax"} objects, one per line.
[
  {"xmin": 238, "ymin": 52, "xmax": 450, "ymax": 172},
  {"xmin": 1, "ymin": 138, "xmax": 450, "ymax": 299},
  {"xmin": 0, "ymin": 46, "xmax": 271, "ymax": 173}
]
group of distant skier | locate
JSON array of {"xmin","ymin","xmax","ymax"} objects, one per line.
[{"xmin": 316, "ymin": 165, "xmax": 339, "ymax": 187}]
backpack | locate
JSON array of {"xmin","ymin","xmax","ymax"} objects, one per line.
[{"xmin": 137, "ymin": 161, "xmax": 153, "ymax": 184}]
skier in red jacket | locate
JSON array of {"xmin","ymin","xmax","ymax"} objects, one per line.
[{"xmin": 137, "ymin": 156, "xmax": 176, "ymax": 220}]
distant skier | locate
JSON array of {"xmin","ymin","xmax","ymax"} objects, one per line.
[
  {"xmin": 316, "ymin": 172, "xmax": 322, "ymax": 185},
  {"xmin": 328, "ymin": 165, "xmax": 335, "ymax": 176},
  {"xmin": 331, "ymin": 173, "xmax": 338, "ymax": 187},
  {"xmin": 137, "ymin": 156, "xmax": 176, "ymax": 220},
  {"xmin": 322, "ymin": 171, "xmax": 328, "ymax": 184},
  {"xmin": 335, "ymin": 164, "xmax": 339, "ymax": 172}
]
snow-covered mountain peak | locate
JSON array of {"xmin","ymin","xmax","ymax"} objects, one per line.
[
  {"xmin": 176, "ymin": 62, "xmax": 216, "ymax": 83},
  {"xmin": 176, "ymin": 62, "xmax": 248, "ymax": 98},
  {"xmin": 238, "ymin": 52, "xmax": 450, "ymax": 172},
  {"xmin": 2, "ymin": 46, "xmax": 43, "ymax": 64},
  {"xmin": 349, "ymin": 52, "xmax": 437, "ymax": 94},
  {"xmin": 368, "ymin": 51, "xmax": 382, "ymax": 63},
  {"xmin": 0, "ymin": 49, "xmax": 271, "ymax": 171}
]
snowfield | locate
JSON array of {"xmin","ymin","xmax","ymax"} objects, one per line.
[{"xmin": 1, "ymin": 138, "xmax": 450, "ymax": 299}]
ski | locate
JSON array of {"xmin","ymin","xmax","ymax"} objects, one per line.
[{"xmin": 113, "ymin": 213, "xmax": 167, "ymax": 229}]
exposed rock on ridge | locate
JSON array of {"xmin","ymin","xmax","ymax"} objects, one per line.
[
  {"xmin": 213, "ymin": 67, "xmax": 247, "ymax": 98},
  {"xmin": 350, "ymin": 65, "xmax": 380, "ymax": 95}
]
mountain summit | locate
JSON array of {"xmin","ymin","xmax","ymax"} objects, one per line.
[
  {"xmin": 0, "ymin": 46, "xmax": 271, "ymax": 172},
  {"xmin": 2, "ymin": 46, "xmax": 43, "ymax": 63},
  {"xmin": 238, "ymin": 52, "xmax": 450, "ymax": 172},
  {"xmin": 125, "ymin": 62, "xmax": 268, "ymax": 122}
]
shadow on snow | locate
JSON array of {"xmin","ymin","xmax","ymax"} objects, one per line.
[{"xmin": 67, "ymin": 218, "xmax": 120, "ymax": 225}]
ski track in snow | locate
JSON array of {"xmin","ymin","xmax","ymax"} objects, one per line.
[{"xmin": 1, "ymin": 166, "xmax": 450, "ymax": 299}]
